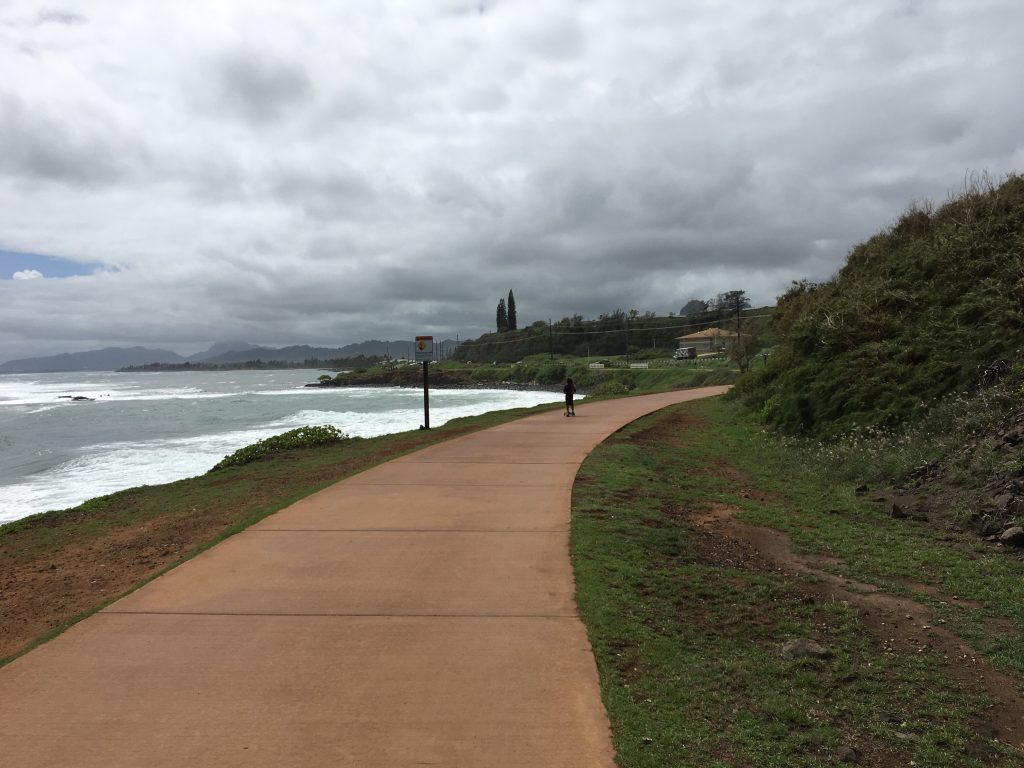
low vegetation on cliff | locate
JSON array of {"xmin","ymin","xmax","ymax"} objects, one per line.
[
  {"xmin": 731, "ymin": 174, "xmax": 1024, "ymax": 542},
  {"xmin": 734, "ymin": 173, "xmax": 1024, "ymax": 437}
]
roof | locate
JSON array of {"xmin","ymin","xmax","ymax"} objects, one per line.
[{"xmin": 675, "ymin": 327, "xmax": 739, "ymax": 341}]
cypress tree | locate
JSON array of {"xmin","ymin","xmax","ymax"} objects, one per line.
[
  {"xmin": 496, "ymin": 298, "xmax": 508, "ymax": 332},
  {"xmin": 507, "ymin": 290, "xmax": 517, "ymax": 331}
]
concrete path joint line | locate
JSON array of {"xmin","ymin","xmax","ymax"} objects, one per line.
[
  {"xmin": 397, "ymin": 460, "xmax": 580, "ymax": 465},
  {"xmin": 100, "ymin": 611, "xmax": 582, "ymax": 619},
  {"xmin": 343, "ymin": 481, "xmax": 566, "ymax": 487},
  {"xmin": 244, "ymin": 528, "xmax": 566, "ymax": 534}
]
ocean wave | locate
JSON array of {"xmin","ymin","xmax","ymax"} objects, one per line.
[{"xmin": 0, "ymin": 381, "xmax": 562, "ymax": 523}]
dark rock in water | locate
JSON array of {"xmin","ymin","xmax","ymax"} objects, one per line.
[
  {"xmin": 889, "ymin": 503, "xmax": 907, "ymax": 519},
  {"xmin": 836, "ymin": 745, "xmax": 861, "ymax": 763},
  {"xmin": 71, "ymin": 396, "xmax": 94, "ymax": 401},
  {"xmin": 999, "ymin": 527, "xmax": 1024, "ymax": 547},
  {"xmin": 781, "ymin": 638, "xmax": 832, "ymax": 660}
]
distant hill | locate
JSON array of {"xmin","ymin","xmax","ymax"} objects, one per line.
[
  {"xmin": 187, "ymin": 341, "xmax": 253, "ymax": 363},
  {"xmin": 733, "ymin": 173, "xmax": 1024, "ymax": 436},
  {"xmin": 1, "ymin": 339, "xmax": 452, "ymax": 373},
  {"xmin": 200, "ymin": 340, "xmax": 446, "ymax": 364},
  {"xmin": 0, "ymin": 346, "xmax": 185, "ymax": 373}
]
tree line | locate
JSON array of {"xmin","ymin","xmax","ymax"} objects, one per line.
[
  {"xmin": 459, "ymin": 289, "xmax": 766, "ymax": 364},
  {"xmin": 495, "ymin": 290, "xmax": 518, "ymax": 332}
]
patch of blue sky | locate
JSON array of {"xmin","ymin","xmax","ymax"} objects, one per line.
[{"xmin": 0, "ymin": 250, "xmax": 106, "ymax": 280}]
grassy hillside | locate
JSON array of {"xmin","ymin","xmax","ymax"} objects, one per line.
[{"xmin": 734, "ymin": 174, "xmax": 1024, "ymax": 436}]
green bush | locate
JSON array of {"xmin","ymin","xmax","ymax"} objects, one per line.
[
  {"xmin": 587, "ymin": 378, "xmax": 632, "ymax": 396},
  {"xmin": 210, "ymin": 426, "xmax": 348, "ymax": 471}
]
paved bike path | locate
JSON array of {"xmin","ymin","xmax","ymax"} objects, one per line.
[{"xmin": 0, "ymin": 387, "xmax": 728, "ymax": 767}]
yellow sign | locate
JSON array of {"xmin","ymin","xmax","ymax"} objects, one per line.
[{"xmin": 414, "ymin": 335, "xmax": 434, "ymax": 362}]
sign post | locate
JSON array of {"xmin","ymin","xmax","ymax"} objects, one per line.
[{"xmin": 414, "ymin": 335, "xmax": 434, "ymax": 429}]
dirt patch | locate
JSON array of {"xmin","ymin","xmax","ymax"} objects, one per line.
[
  {"xmin": 627, "ymin": 409, "xmax": 711, "ymax": 454},
  {"xmin": 899, "ymin": 579, "xmax": 983, "ymax": 609},
  {"xmin": 687, "ymin": 458, "xmax": 787, "ymax": 506},
  {"xmin": 701, "ymin": 457, "xmax": 750, "ymax": 485},
  {"xmin": 687, "ymin": 503, "xmax": 1024, "ymax": 750},
  {"xmin": 1, "ymin": 501, "xmax": 246, "ymax": 660}
]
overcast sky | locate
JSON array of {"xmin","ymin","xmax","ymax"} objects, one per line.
[{"xmin": 1, "ymin": 0, "xmax": 1022, "ymax": 362}]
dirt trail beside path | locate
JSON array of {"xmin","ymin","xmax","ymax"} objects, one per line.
[{"xmin": 690, "ymin": 503, "xmax": 1024, "ymax": 749}]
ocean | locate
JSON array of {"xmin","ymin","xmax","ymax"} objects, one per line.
[{"xmin": 0, "ymin": 370, "xmax": 563, "ymax": 524}]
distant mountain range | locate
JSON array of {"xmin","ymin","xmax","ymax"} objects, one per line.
[
  {"xmin": 0, "ymin": 339, "xmax": 451, "ymax": 373},
  {"xmin": 0, "ymin": 346, "xmax": 187, "ymax": 374}
]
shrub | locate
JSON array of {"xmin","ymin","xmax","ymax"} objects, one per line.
[{"xmin": 209, "ymin": 426, "xmax": 348, "ymax": 471}]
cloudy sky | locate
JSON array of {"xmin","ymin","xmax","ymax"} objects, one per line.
[{"xmin": 1, "ymin": 0, "xmax": 1021, "ymax": 362}]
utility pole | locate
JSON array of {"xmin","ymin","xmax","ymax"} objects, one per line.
[
  {"xmin": 422, "ymin": 361, "xmax": 430, "ymax": 428},
  {"xmin": 548, "ymin": 318, "xmax": 553, "ymax": 360},
  {"xmin": 736, "ymin": 294, "xmax": 742, "ymax": 346}
]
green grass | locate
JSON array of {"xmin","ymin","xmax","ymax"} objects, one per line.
[{"xmin": 572, "ymin": 397, "xmax": 1024, "ymax": 766}]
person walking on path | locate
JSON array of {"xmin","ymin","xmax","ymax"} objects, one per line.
[{"xmin": 563, "ymin": 377, "xmax": 576, "ymax": 417}]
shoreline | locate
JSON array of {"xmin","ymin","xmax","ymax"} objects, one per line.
[
  {"xmin": 304, "ymin": 380, "xmax": 567, "ymax": 394},
  {"xmin": 1, "ymin": 373, "xmax": 566, "ymax": 525}
]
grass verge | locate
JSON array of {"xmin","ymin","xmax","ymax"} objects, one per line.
[{"xmin": 572, "ymin": 397, "xmax": 1024, "ymax": 767}]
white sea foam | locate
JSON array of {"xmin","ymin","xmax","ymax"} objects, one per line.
[{"xmin": 0, "ymin": 373, "xmax": 562, "ymax": 523}]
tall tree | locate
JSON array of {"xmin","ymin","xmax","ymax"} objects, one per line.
[
  {"xmin": 507, "ymin": 290, "xmax": 517, "ymax": 331},
  {"xmin": 496, "ymin": 298, "xmax": 508, "ymax": 332},
  {"xmin": 713, "ymin": 290, "xmax": 750, "ymax": 315},
  {"xmin": 679, "ymin": 298, "xmax": 708, "ymax": 316},
  {"xmin": 714, "ymin": 290, "xmax": 750, "ymax": 343}
]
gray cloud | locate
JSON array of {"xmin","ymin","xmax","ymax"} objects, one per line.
[
  {"xmin": 0, "ymin": 0, "xmax": 1022, "ymax": 362},
  {"xmin": 0, "ymin": 91, "xmax": 145, "ymax": 185},
  {"xmin": 209, "ymin": 49, "xmax": 312, "ymax": 123},
  {"xmin": 36, "ymin": 9, "xmax": 86, "ymax": 26}
]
